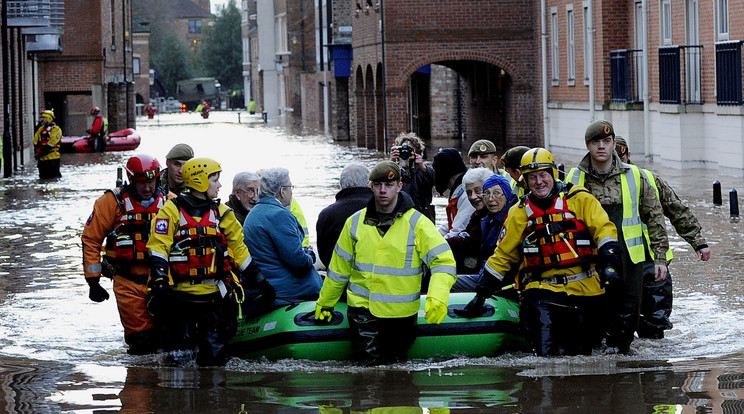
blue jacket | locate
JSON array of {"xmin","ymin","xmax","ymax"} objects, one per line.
[{"xmin": 243, "ymin": 196, "xmax": 322, "ymax": 305}]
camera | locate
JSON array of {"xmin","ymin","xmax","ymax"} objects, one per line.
[{"xmin": 399, "ymin": 143, "xmax": 413, "ymax": 160}]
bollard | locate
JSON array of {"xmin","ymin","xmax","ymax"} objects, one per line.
[
  {"xmin": 730, "ymin": 188, "xmax": 739, "ymax": 217},
  {"xmin": 238, "ymin": 113, "xmax": 241, "ymax": 124},
  {"xmin": 262, "ymin": 111, "xmax": 268, "ymax": 124},
  {"xmin": 557, "ymin": 163, "xmax": 565, "ymax": 182},
  {"xmin": 713, "ymin": 181, "xmax": 722, "ymax": 205}
]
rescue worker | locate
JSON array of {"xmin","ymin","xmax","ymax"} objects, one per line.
[
  {"xmin": 433, "ymin": 148, "xmax": 475, "ymax": 238},
  {"xmin": 314, "ymin": 160, "xmax": 457, "ymax": 365},
  {"xmin": 468, "ymin": 139, "xmax": 506, "ymax": 176},
  {"xmin": 566, "ymin": 120, "xmax": 669, "ymax": 353},
  {"xmin": 390, "ymin": 132, "xmax": 436, "ymax": 221},
  {"xmin": 87, "ymin": 107, "xmax": 108, "ymax": 152},
  {"xmin": 460, "ymin": 148, "xmax": 620, "ymax": 356},
  {"xmin": 200, "ymin": 101, "xmax": 210, "ymax": 119},
  {"xmin": 615, "ymin": 136, "xmax": 711, "ymax": 339},
  {"xmin": 501, "ymin": 145, "xmax": 531, "ymax": 198},
  {"xmin": 160, "ymin": 143, "xmax": 194, "ymax": 195},
  {"xmin": 146, "ymin": 157, "xmax": 273, "ymax": 366},
  {"xmin": 144, "ymin": 102, "xmax": 158, "ymax": 119},
  {"xmin": 81, "ymin": 154, "xmax": 166, "ymax": 354},
  {"xmin": 32, "ymin": 109, "xmax": 63, "ymax": 179}
]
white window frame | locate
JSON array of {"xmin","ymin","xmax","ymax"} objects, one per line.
[
  {"xmin": 567, "ymin": 4, "xmax": 575, "ymax": 85},
  {"xmin": 275, "ymin": 12, "xmax": 288, "ymax": 54},
  {"xmin": 551, "ymin": 7, "xmax": 559, "ymax": 85},
  {"xmin": 132, "ymin": 57, "xmax": 140, "ymax": 75},
  {"xmin": 716, "ymin": 0, "xmax": 729, "ymax": 41},
  {"xmin": 660, "ymin": 0, "xmax": 672, "ymax": 46}
]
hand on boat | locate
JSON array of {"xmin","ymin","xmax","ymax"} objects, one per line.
[
  {"xmin": 424, "ymin": 297, "xmax": 447, "ymax": 324},
  {"xmin": 315, "ymin": 304, "xmax": 334, "ymax": 322},
  {"xmin": 453, "ymin": 295, "xmax": 486, "ymax": 318}
]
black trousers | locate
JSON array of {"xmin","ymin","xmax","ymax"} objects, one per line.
[
  {"xmin": 346, "ymin": 306, "xmax": 418, "ymax": 365},
  {"xmin": 38, "ymin": 158, "xmax": 61, "ymax": 179}
]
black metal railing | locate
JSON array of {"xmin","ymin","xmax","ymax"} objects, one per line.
[
  {"xmin": 658, "ymin": 45, "xmax": 703, "ymax": 105},
  {"xmin": 716, "ymin": 41, "xmax": 744, "ymax": 105},
  {"xmin": 611, "ymin": 49, "xmax": 642, "ymax": 103}
]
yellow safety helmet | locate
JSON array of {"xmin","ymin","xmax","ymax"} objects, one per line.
[
  {"xmin": 41, "ymin": 109, "xmax": 55, "ymax": 122},
  {"xmin": 183, "ymin": 157, "xmax": 222, "ymax": 193},
  {"xmin": 520, "ymin": 147, "xmax": 557, "ymax": 180}
]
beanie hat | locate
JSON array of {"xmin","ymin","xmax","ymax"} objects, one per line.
[
  {"xmin": 482, "ymin": 174, "xmax": 514, "ymax": 203},
  {"xmin": 433, "ymin": 148, "xmax": 467, "ymax": 194}
]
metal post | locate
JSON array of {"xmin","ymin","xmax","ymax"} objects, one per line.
[
  {"xmin": 730, "ymin": 188, "xmax": 739, "ymax": 217},
  {"xmin": 2, "ymin": 0, "xmax": 12, "ymax": 177},
  {"xmin": 713, "ymin": 180, "xmax": 722, "ymax": 205}
]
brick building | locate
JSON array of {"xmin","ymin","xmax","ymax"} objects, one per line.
[
  {"xmin": 132, "ymin": 16, "xmax": 152, "ymax": 110},
  {"xmin": 546, "ymin": 0, "xmax": 744, "ymax": 175}
]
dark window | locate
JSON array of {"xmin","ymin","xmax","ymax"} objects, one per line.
[{"xmin": 189, "ymin": 19, "xmax": 202, "ymax": 34}]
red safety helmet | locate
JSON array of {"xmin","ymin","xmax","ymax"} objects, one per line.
[
  {"xmin": 90, "ymin": 107, "xmax": 101, "ymax": 116},
  {"xmin": 124, "ymin": 154, "xmax": 161, "ymax": 182}
]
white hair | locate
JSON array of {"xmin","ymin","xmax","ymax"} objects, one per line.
[
  {"xmin": 232, "ymin": 171, "xmax": 260, "ymax": 192},
  {"xmin": 259, "ymin": 168, "xmax": 290, "ymax": 198},
  {"xmin": 339, "ymin": 163, "xmax": 370, "ymax": 189},
  {"xmin": 462, "ymin": 167, "xmax": 494, "ymax": 186}
]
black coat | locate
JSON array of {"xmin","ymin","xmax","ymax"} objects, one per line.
[{"xmin": 316, "ymin": 186, "xmax": 373, "ymax": 268}]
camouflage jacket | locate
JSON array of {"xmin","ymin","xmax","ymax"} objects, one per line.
[
  {"xmin": 574, "ymin": 152, "xmax": 669, "ymax": 265},
  {"xmin": 649, "ymin": 171, "xmax": 707, "ymax": 251}
]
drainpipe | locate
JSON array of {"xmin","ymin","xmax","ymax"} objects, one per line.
[
  {"xmin": 642, "ymin": 0, "xmax": 651, "ymax": 160},
  {"xmin": 588, "ymin": 0, "xmax": 595, "ymax": 121},
  {"xmin": 3, "ymin": 0, "xmax": 12, "ymax": 177},
  {"xmin": 380, "ymin": 0, "xmax": 388, "ymax": 152},
  {"xmin": 541, "ymin": 0, "xmax": 550, "ymax": 147}
]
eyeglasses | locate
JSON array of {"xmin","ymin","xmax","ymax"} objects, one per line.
[
  {"xmin": 481, "ymin": 190, "xmax": 505, "ymax": 199},
  {"xmin": 238, "ymin": 188, "xmax": 256, "ymax": 197}
]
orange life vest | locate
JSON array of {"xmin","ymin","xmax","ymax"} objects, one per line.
[
  {"xmin": 521, "ymin": 190, "xmax": 597, "ymax": 279},
  {"xmin": 105, "ymin": 189, "xmax": 165, "ymax": 265},
  {"xmin": 168, "ymin": 201, "xmax": 232, "ymax": 282}
]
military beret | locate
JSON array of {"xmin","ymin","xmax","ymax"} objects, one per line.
[
  {"xmin": 166, "ymin": 143, "xmax": 195, "ymax": 161},
  {"xmin": 368, "ymin": 160, "xmax": 401, "ymax": 182},
  {"xmin": 615, "ymin": 136, "xmax": 629, "ymax": 157},
  {"xmin": 501, "ymin": 145, "xmax": 531, "ymax": 169},
  {"xmin": 468, "ymin": 139, "xmax": 498, "ymax": 157},
  {"xmin": 585, "ymin": 120, "xmax": 615, "ymax": 142}
]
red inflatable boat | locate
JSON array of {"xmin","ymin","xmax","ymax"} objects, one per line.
[{"xmin": 60, "ymin": 128, "xmax": 141, "ymax": 153}]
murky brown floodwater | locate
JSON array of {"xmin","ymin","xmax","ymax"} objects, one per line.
[{"xmin": 1, "ymin": 111, "xmax": 744, "ymax": 413}]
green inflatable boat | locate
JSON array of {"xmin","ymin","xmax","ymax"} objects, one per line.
[{"xmin": 227, "ymin": 292, "xmax": 526, "ymax": 361}]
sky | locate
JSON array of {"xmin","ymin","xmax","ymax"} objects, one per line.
[{"xmin": 211, "ymin": 0, "xmax": 229, "ymax": 14}]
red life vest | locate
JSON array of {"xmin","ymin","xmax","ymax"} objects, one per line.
[
  {"xmin": 105, "ymin": 189, "xmax": 165, "ymax": 265},
  {"xmin": 521, "ymin": 190, "xmax": 597, "ymax": 279},
  {"xmin": 168, "ymin": 203, "xmax": 232, "ymax": 282}
]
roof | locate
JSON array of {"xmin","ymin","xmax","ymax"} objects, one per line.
[{"xmin": 164, "ymin": 0, "xmax": 212, "ymax": 19}]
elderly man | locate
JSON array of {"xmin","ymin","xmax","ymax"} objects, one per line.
[
  {"xmin": 316, "ymin": 162, "xmax": 373, "ymax": 269},
  {"xmin": 615, "ymin": 136, "xmax": 711, "ymax": 339},
  {"xmin": 462, "ymin": 148, "xmax": 619, "ymax": 356},
  {"xmin": 160, "ymin": 143, "xmax": 194, "ymax": 195},
  {"xmin": 243, "ymin": 168, "xmax": 323, "ymax": 308},
  {"xmin": 315, "ymin": 160, "xmax": 456, "ymax": 365},
  {"xmin": 225, "ymin": 171, "xmax": 260, "ymax": 225},
  {"xmin": 566, "ymin": 120, "xmax": 669, "ymax": 353}
]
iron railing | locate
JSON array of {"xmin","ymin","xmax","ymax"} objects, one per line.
[
  {"xmin": 716, "ymin": 41, "xmax": 744, "ymax": 105},
  {"xmin": 658, "ymin": 45, "xmax": 703, "ymax": 105},
  {"xmin": 610, "ymin": 49, "xmax": 642, "ymax": 103}
]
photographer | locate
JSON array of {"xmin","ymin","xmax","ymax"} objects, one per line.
[{"xmin": 390, "ymin": 132, "xmax": 436, "ymax": 222}]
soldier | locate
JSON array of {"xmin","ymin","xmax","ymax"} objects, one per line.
[
  {"xmin": 468, "ymin": 139, "xmax": 506, "ymax": 176},
  {"xmin": 615, "ymin": 136, "xmax": 711, "ymax": 339},
  {"xmin": 566, "ymin": 120, "xmax": 669, "ymax": 353}
]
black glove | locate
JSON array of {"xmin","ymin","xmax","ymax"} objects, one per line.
[
  {"xmin": 257, "ymin": 279, "xmax": 276, "ymax": 303},
  {"xmin": 303, "ymin": 246, "xmax": 316, "ymax": 264},
  {"xmin": 453, "ymin": 295, "xmax": 486, "ymax": 318},
  {"xmin": 241, "ymin": 261, "xmax": 276, "ymax": 302},
  {"xmin": 146, "ymin": 264, "xmax": 173, "ymax": 316},
  {"xmin": 597, "ymin": 242, "xmax": 622, "ymax": 289},
  {"xmin": 87, "ymin": 277, "xmax": 110, "ymax": 302}
]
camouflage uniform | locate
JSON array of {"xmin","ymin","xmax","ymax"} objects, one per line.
[
  {"xmin": 637, "ymin": 170, "xmax": 708, "ymax": 338},
  {"xmin": 569, "ymin": 151, "xmax": 669, "ymax": 352}
]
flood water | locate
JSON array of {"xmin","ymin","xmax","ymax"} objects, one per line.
[{"xmin": 1, "ymin": 111, "xmax": 744, "ymax": 413}]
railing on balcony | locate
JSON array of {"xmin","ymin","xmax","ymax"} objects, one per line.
[
  {"xmin": 8, "ymin": 0, "xmax": 64, "ymax": 28},
  {"xmin": 658, "ymin": 45, "xmax": 703, "ymax": 105},
  {"xmin": 611, "ymin": 49, "xmax": 643, "ymax": 103},
  {"xmin": 716, "ymin": 41, "xmax": 744, "ymax": 106}
]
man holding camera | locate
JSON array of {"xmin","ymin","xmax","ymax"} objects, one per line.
[{"xmin": 390, "ymin": 132, "xmax": 436, "ymax": 222}]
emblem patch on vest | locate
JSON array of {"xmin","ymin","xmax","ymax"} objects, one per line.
[
  {"xmin": 154, "ymin": 218, "xmax": 169, "ymax": 234},
  {"xmin": 85, "ymin": 212, "xmax": 94, "ymax": 226}
]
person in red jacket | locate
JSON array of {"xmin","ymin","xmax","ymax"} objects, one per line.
[
  {"xmin": 87, "ymin": 107, "xmax": 108, "ymax": 152},
  {"xmin": 144, "ymin": 102, "xmax": 158, "ymax": 119}
]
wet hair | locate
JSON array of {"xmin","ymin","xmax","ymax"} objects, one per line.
[
  {"xmin": 462, "ymin": 167, "xmax": 494, "ymax": 186},
  {"xmin": 232, "ymin": 171, "xmax": 260, "ymax": 192},
  {"xmin": 393, "ymin": 132, "xmax": 426, "ymax": 154},
  {"xmin": 339, "ymin": 162, "xmax": 370, "ymax": 189},
  {"xmin": 259, "ymin": 167, "xmax": 291, "ymax": 198}
]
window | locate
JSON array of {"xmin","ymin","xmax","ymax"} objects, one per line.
[
  {"xmin": 551, "ymin": 7, "xmax": 559, "ymax": 85},
  {"xmin": 661, "ymin": 0, "xmax": 672, "ymax": 45},
  {"xmin": 583, "ymin": 3, "xmax": 590, "ymax": 84},
  {"xmin": 716, "ymin": 0, "xmax": 729, "ymax": 41},
  {"xmin": 189, "ymin": 19, "xmax": 202, "ymax": 34},
  {"xmin": 275, "ymin": 13, "xmax": 288, "ymax": 53},
  {"xmin": 567, "ymin": 5, "xmax": 575, "ymax": 85},
  {"xmin": 132, "ymin": 57, "xmax": 141, "ymax": 75}
]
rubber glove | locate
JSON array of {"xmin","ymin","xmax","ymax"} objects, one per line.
[
  {"xmin": 87, "ymin": 277, "xmax": 110, "ymax": 302},
  {"xmin": 453, "ymin": 295, "xmax": 486, "ymax": 318},
  {"xmin": 424, "ymin": 297, "xmax": 447, "ymax": 324},
  {"xmin": 315, "ymin": 304, "xmax": 334, "ymax": 322}
]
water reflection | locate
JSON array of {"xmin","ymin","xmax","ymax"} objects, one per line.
[{"xmin": 2, "ymin": 112, "xmax": 744, "ymax": 412}]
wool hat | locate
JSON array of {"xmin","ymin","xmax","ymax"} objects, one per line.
[
  {"xmin": 468, "ymin": 139, "xmax": 498, "ymax": 157},
  {"xmin": 166, "ymin": 143, "xmax": 195, "ymax": 161},
  {"xmin": 585, "ymin": 120, "xmax": 615, "ymax": 142},
  {"xmin": 368, "ymin": 160, "xmax": 401, "ymax": 182},
  {"xmin": 433, "ymin": 148, "xmax": 467, "ymax": 194},
  {"xmin": 482, "ymin": 174, "xmax": 514, "ymax": 203},
  {"xmin": 501, "ymin": 146, "xmax": 531, "ymax": 169}
]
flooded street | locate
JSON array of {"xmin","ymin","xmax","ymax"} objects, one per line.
[{"xmin": 2, "ymin": 111, "xmax": 744, "ymax": 413}]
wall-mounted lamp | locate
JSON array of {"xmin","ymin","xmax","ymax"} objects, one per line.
[
  {"xmin": 364, "ymin": 0, "xmax": 371, "ymax": 14},
  {"xmin": 355, "ymin": 1, "xmax": 362, "ymax": 18}
]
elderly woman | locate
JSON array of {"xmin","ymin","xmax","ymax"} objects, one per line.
[
  {"xmin": 446, "ymin": 167, "xmax": 495, "ymax": 274},
  {"xmin": 242, "ymin": 168, "xmax": 323, "ymax": 309},
  {"xmin": 480, "ymin": 174, "xmax": 517, "ymax": 259},
  {"xmin": 225, "ymin": 171, "xmax": 260, "ymax": 225}
]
